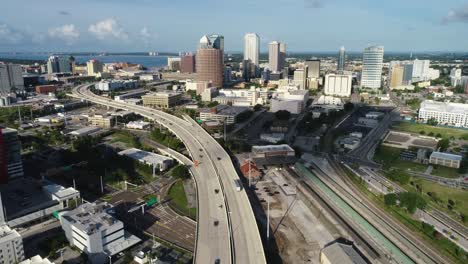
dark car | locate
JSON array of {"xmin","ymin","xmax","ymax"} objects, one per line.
[
  {"xmin": 217, "ymin": 157, "xmax": 221, "ymax": 160},
  {"xmin": 215, "ymin": 258, "xmax": 221, "ymax": 264},
  {"xmin": 214, "ymin": 220, "xmax": 219, "ymax": 226}
]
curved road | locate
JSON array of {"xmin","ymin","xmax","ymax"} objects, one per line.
[{"xmin": 70, "ymin": 84, "xmax": 266, "ymax": 264}]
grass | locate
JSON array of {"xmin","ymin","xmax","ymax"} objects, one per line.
[
  {"xmin": 342, "ymin": 166, "xmax": 468, "ymax": 264},
  {"xmin": 110, "ymin": 131, "xmax": 140, "ymax": 148},
  {"xmin": 393, "ymin": 122, "xmax": 468, "ymax": 140},
  {"xmin": 374, "ymin": 145, "xmax": 461, "ymax": 178},
  {"xmin": 405, "ymin": 178, "xmax": 468, "ymax": 225},
  {"xmin": 167, "ymin": 180, "xmax": 197, "ymax": 220}
]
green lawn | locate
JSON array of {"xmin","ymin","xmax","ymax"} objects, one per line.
[
  {"xmin": 374, "ymin": 146, "xmax": 427, "ymax": 172},
  {"xmin": 431, "ymin": 166, "xmax": 460, "ymax": 179},
  {"xmin": 406, "ymin": 178, "xmax": 468, "ymax": 224},
  {"xmin": 110, "ymin": 131, "xmax": 140, "ymax": 148},
  {"xmin": 167, "ymin": 180, "xmax": 196, "ymax": 220},
  {"xmin": 393, "ymin": 122, "xmax": 468, "ymax": 139}
]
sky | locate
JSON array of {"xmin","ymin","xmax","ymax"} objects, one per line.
[{"xmin": 1, "ymin": 0, "xmax": 468, "ymax": 53}]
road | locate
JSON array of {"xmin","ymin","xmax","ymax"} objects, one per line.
[{"xmin": 70, "ymin": 84, "xmax": 266, "ymax": 264}]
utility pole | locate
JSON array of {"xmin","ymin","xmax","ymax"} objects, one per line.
[
  {"xmin": 248, "ymin": 153, "xmax": 252, "ymax": 188},
  {"xmin": 100, "ymin": 175, "xmax": 104, "ymax": 194},
  {"xmin": 17, "ymin": 106, "xmax": 22, "ymax": 124},
  {"xmin": 266, "ymin": 196, "xmax": 270, "ymax": 242}
]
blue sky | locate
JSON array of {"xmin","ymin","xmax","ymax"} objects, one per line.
[{"xmin": 1, "ymin": 0, "xmax": 467, "ymax": 52}]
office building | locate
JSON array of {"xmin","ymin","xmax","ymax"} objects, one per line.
[
  {"xmin": 181, "ymin": 54, "xmax": 196, "ymax": 73},
  {"xmin": 305, "ymin": 59, "xmax": 320, "ymax": 79},
  {"xmin": 142, "ymin": 91, "xmax": 182, "ymax": 108},
  {"xmin": 87, "ymin": 114, "xmax": 115, "ymax": 128},
  {"xmin": 0, "ymin": 225, "xmax": 24, "ymax": 263},
  {"xmin": 412, "ymin": 59, "xmax": 430, "ymax": 82},
  {"xmin": 35, "ymin": 84, "xmax": 58, "ymax": 94},
  {"xmin": 324, "ymin": 73, "xmax": 353, "ymax": 97},
  {"xmin": 389, "ymin": 64, "xmax": 405, "ymax": 89},
  {"xmin": 361, "ymin": 45, "xmax": 384, "ymax": 89},
  {"xmin": 59, "ymin": 202, "xmax": 140, "ymax": 264},
  {"xmin": 0, "ymin": 64, "xmax": 24, "ymax": 93},
  {"xmin": 429, "ymin": 152, "xmax": 462, "ymax": 169},
  {"xmin": 270, "ymin": 90, "xmax": 309, "ymax": 114},
  {"xmin": 269, "ymin": 41, "xmax": 281, "ymax": 72},
  {"xmin": 338, "ymin": 46, "xmax": 346, "ymax": 71},
  {"xmin": 213, "ymin": 87, "xmax": 268, "ymax": 106},
  {"xmin": 0, "ymin": 128, "xmax": 23, "ymax": 184},
  {"xmin": 244, "ymin": 33, "xmax": 260, "ymax": 66},
  {"xmin": 242, "ymin": 59, "xmax": 256, "ymax": 81},
  {"xmin": 167, "ymin": 57, "xmax": 181, "ymax": 71},
  {"xmin": 390, "ymin": 60, "xmax": 434, "ymax": 85},
  {"xmin": 47, "ymin": 56, "xmax": 71, "ymax": 74},
  {"xmin": 196, "ymin": 34, "xmax": 224, "ymax": 88},
  {"xmin": 461, "ymin": 76, "xmax": 468, "ymax": 94},
  {"xmin": 279, "ymin": 43, "xmax": 286, "ymax": 69},
  {"xmin": 450, "ymin": 68, "xmax": 462, "ymax": 87},
  {"xmin": 118, "ymin": 148, "xmax": 173, "ymax": 171},
  {"xmin": 199, "ymin": 105, "xmax": 250, "ymax": 125},
  {"xmin": 87, "ymin": 60, "xmax": 104, "ymax": 76},
  {"xmin": 293, "ymin": 67, "xmax": 308, "ymax": 89},
  {"xmin": 418, "ymin": 100, "xmax": 468, "ymax": 128}
]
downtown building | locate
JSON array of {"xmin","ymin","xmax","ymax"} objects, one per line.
[
  {"xmin": 181, "ymin": 53, "xmax": 196, "ymax": 73},
  {"xmin": 268, "ymin": 41, "xmax": 281, "ymax": 73},
  {"xmin": 47, "ymin": 56, "xmax": 72, "ymax": 74},
  {"xmin": 0, "ymin": 64, "xmax": 24, "ymax": 93},
  {"xmin": 324, "ymin": 73, "xmax": 353, "ymax": 97},
  {"xmin": 361, "ymin": 45, "xmax": 384, "ymax": 89},
  {"xmin": 196, "ymin": 34, "xmax": 224, "ymax": 88},
  {"xmin": 243, "ymin": 33, "xmax": 260, "ymax": 80},
  {"xmin": 0, "ymin": 128, "xmax": 23, "ymax": 184},
  {"xmin": 87, "ymin": 59, "xmax": 104, "ymax": 76},
  {"xmin": 337, "ymin": 46, "xmax": 346, "ymax": 71}
]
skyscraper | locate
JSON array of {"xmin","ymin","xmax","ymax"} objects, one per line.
[
  {"xmin": 244, "ymin": 33, "xmax": 260, "ymax": 66},
  {"xmin": 0, "ymin": 64, "xmax": 24, "ymax": 93},
  {"xmin": 87, "ymin": 59, "xmax": 103, "ymax": 76},
  {"xmin": 0, "ymin": 128, "xmax": 23, "ymax": 184},
  {"xmin": 196, "ymin": 34, "xmax": 224, "ymax": 88},
  {"xmin": 269, "ymin": 41, "xmax": 280, "ymax": 72},
  {"xmin": 279, "ymin": 43, "xmax": 286, "ymax": 69},
  {"xmin": 361, "ymin": 45, "xmax": 384, "ymax": 89},
  {"xmin": 338, "ymin": 46, "xmax": 346, "ymax": 71},
  {"xmin": 47, "ymin": 56, "xmax": 72, "ymax": 74},
  {"xmin": 305, "ymin": 59, "xmax": 320, "ymax": 79}
]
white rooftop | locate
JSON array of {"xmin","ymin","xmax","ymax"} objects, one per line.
[
  {"xmin": 43, "ymin": 184, "xmax": 80, "ymax": 200},
  {"xmin": 118, "ymin": 148, "xmax": 172, "ymax": 165},
  {"xmin": 19, "ymin": 255, "xmax": 55, "ymax": 264},
  {"xmin": 420, "ymin": 100, "xmax": 468, "ymax": 114},
  {"xmin": 252, "ymin": 144, "xmax": 294, "ymax": 153}
]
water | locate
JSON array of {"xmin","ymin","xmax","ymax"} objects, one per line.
[{"xmin": 0, "ymin": 53, "xmax": 169, "ymax": 68}]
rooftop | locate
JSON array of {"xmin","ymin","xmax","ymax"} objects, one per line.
[
  {"xmin": 118, "ymin": 148, "xmax": 172, "ymax": 165},
  {"xmin": 322, "ymin": 242, "xmax": 368, "ymax": 264},
  {"xmin": 420, "ymin": 100, "xmax": 468, "ymax": 114},
  {"xmin": 200, "ymin": 105, "xmax": 249, "ymax": 116},
  {"xmin": 252, "ymin": 144, "xmax": 294, "ymax": 153},
  {"xmin": 61, "ymin": 203, "xmax": 118, "ymax": 235},
  {"xmin": 430, "ymin": 151, "xmax": 462, "ymax": 161},
  {"xmin": 0, "ymin": 225, "xmax": 21, "ymax": 242}
]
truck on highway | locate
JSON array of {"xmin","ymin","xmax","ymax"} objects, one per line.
[{"xmin": 234, "ymin": 179, "xmax": 242, "ymax": 191}]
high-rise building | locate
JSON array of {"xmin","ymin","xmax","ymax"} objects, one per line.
[
  {"xmin": 279, "ymin": 43, "xmax": 286, "ymax": 69},
  {"xmin": 181, "ymin": 54, "xmax": 196, "ymax": 73},
  {"xmin": 0, "ymin": 64, "xmax": 24, "ymax": 93},
  {"xmin": 338, "ymin": 46, "xmax": 346, "ymax": 71},
  {"xmin": 167, "ymin": 57, "xmax": 182, "ymax": 71},
  {"xmin": 389, "ymin": 64, "xmax": 404, "ymax": 89},
  {"xmin": 293, "ymin": 66, "xmax": 308, "ymax": 89},
  {"xmin": 196, "ymin": 34, "xmax": 224, "ymax": 87},
  {"xmin": 361, "ymin": 45, "xmax": 384, "ymax": 89},
  {"xmin": 244, "ymin": 33, "xmax": 260, "ymax": 66},
  {"xmin": 0, "ymin": 224, "xmax": 24, "ymax": 263},
  {"xmin": 0, "ymin": 128, "xmax": 23, "ymax": 184},
  {"xmin": 305, "ymin": 59, "xmax": 320, "ymax": 79},
  {"xmin": 47, "ymin": 56, "xmax": 72, "ymax": 74},
  {"xmin": 269, "ymin": 41, "xmax": 280, "ymax": 72},
  {"xmin": 450, "ymin": 68, "xmax": 462, "ymax": 87},
  {"xmin": 324, "ymin": 73, "xmax": 353, "ymax": 97},
  {"xmin": 412, "ymin": 59, "xmax": 430, "ymax": 82},
  {"xmin": 86, "ymin": 59, "xmax": 103, "ymax": 76}
]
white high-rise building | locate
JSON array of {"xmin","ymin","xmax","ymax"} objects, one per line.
[
  {"xmin": 244, "ymin": 33, "xmax": 260, "ymax": 66},
  {"xmin": 269, "ymin": 41, "xmax": 280, "ymax": 72},
  {"xmin": 361, "ymin": 45, "xmax": 384, "ymax": 89},
  {"xmin": 419, "ymin": 100, "xmax": 468, "ymax": 128},
  {"xmin": 293, "ymin": 67, "xmax": 308, "ymax": 89},
  {"xmin": 338, "ymin": 46, "xmax": 346, "ymax": 71},
  {"xmin": 412, "ymin": 59, "xmax": 430, "ymax": 82},
  {"xmin": 0, "ymin": 195, "xmax": 25, "ymax": 263},
  {"xmin": 324, "ymin": 73, "xmax": 353, "ymax": 97},
  {"xmin": 450, "ymin": 68, "xmax": 462, "ymax": 87}
]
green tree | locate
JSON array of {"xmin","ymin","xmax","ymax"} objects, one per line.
[
  {"xmin": 275, "ymin": 110, "xmax": 291, "ymax": 121},
  {"xmin": 253, "ymin": 104, "xmax": 262, "ymax": 111},
  {"xmin": 384, "ymin": 193, "xmax": 398, "ymax": 206},
  {"xmin": 427, "ymin": 118, "xmax": 438, "ymax": 126},
  {"xmin": 437, "ymin": 138, "xmax": 450, "ymax": 151},
  {"xmin": 344, "ymin": 102, "xmax": 354, "ymax": 112},
  {"xmin": 399, "ymin": 192, "xmax": 427, "ymax": 213},
  {"xmin": 171, "ymin": 164, "xmax": 190, "ymax": 179}
]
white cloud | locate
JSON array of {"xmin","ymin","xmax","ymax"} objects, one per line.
[
  {"xmin": 140, "ymin": 27, "xmax": 151, "ymax": 39},
  {"xmin": 88, "ymin": 18, "xmax": 128, "ymax": 40},
  {"xmin": 48, "ymin": 24, "xmax": 80, "ymax": 44},
  {"xmin": 0, "ymin": 23, "xmax": 25, "ymax": 44},
  {"xmin": 442, "ymin": 5, "xmax": 468, "ymax": 24}
]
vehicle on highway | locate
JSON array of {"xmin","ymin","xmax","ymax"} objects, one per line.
[
  {"xmin": 217, "ymin": 157, "xmax": 221, "ymax": 160},
  {"xmin": 234, "ymin": 179, "xmax": 242, "ymax": 191},
  {"xmin": 214, "ymin": 189, "xmax": 219, "ymax": 194},
  {"xmin": 215, "ymin": 258, "xmax": 221, "ymax": 264},
  {"xmin": 214, "ymin": 220, "xmax": 219, "ymax": 226}
]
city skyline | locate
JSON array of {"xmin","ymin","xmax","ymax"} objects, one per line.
[{"xmin": 1, "ymin": 0, "xmax": 468, "ymax": 52}]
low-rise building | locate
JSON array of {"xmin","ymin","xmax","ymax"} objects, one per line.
[
  {"xmin": 251, "ymin": 144, "xmax": 296, "ymax": 166},
  {"xmin": 59, "ymin": 203, "xmax": 141, "ymax": 264},
  {"xmin": 320, "ymin": 241, "xmax": 368, "ymax": 264},
  {"xmin": 324, "ymin": 73, "xmax": 353, "ymax": 97},
  {"xmin": 68, "ymin": 127, "xmax": 101, "ymax": 137},
  {"xmin": 429, "ymin": 152, "xmax": 462, "ymax": 169},
  {"xmin": 365, "ymin": 111, "xmax": 384, "ymax": 119},
  {"xmin": 88, "ymin": 114, "xmax": 115, "ymax": 128},
  {"xmin": 126, "ymin": 121, "xmax": 151, "ymax": 130},
  {"xmin": 141, "ymin": 91, "xmax": 182, "ymax": 109},
  {"xmin": 19, "ymin": 255, "xmax": 55, "ymax": 264},
  {"xmin": 139, "ymin": 74, "xmax": 161, "ymax": 82},
  {"xmin": 419, "ymin": 100, "xmax": 468, "ymax": 128},
  {"xmin": 118, "ymin": 148, "xmax": 173, "ymax": 171},
  {"xmin": 270, "ymin": 89, "xmax": 309, "ymax": 114},
  {"xmin": 0, "ymin": 224, "xmax": 24, "ymax": 264},
  {"xmin": 96, "ymin": 80, "xmax": 137, "ymax": 91},
  {"xmin": 35, "ymin": 85, "xmax": 58, "ymax": 94},
  {"xmin": 199, "ymin": 105, "xmax": 250, "ymax": 125}
]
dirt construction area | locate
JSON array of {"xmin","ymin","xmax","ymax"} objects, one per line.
[{"xmin": 254, "ymin": 168, "xmax": 339, "ymax": 264}]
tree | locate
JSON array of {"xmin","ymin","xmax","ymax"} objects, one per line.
[
  {"xmin": 399, "ymin": 192, "xmax": 427, "ymax": 213},
  {"xmin": 207, "ymin": 101, "xmax": 219, "ymax": 107},
  {"xmin": 253, "ymin": 104, "xmax": 262, "ymax": 112},
  {"xmin": 344, "ymin": 102, "xmax": 354, "ymax": 112},
  {"xmin": 171, "ymin": 164, "xmax": 190, "ymax": 179},
  {"xmin": 427, "ymin": 118, "xmax": 438, "ymax": 126},
  {"xmin": 437, "ymin": 138, "xmax": 450, "ymax": 151},
  {"xmin": 386, "ymin": 168, "xmax": 410, "ymax": 185},
  {"xmin": 384, "ymin": 193, "xmax": 397, "ymax": 206},
  {"xmin": 275, "ymin": 110, "xmax": 291, "ymax": 121}
]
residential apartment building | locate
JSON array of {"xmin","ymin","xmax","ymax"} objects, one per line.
[
  {"xmin": 361, "ymin": 45, "xmax": 384, "ymax": 89},
  {"xmin": 418, "ymin": 100, "xmax": 468, "ymax": 128},
  {"xmin": 0, "ymin": 64, "xmax": 24, "ymax": 93},
  {"xmin": 142, "ymin": 91, "xmax": 182, "ymax": 108},
  {"xmin": 199, "ymin": 105, "xmax": 249, "ymax": 125},
  {"xmin": 0, "ymin": 225, "xmax": 24, "ymax": 263}
]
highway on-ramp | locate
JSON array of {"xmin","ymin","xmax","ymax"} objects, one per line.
[{"xmin": 70, "ymin": 84, "xmax": 266, "ymax": 264}]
